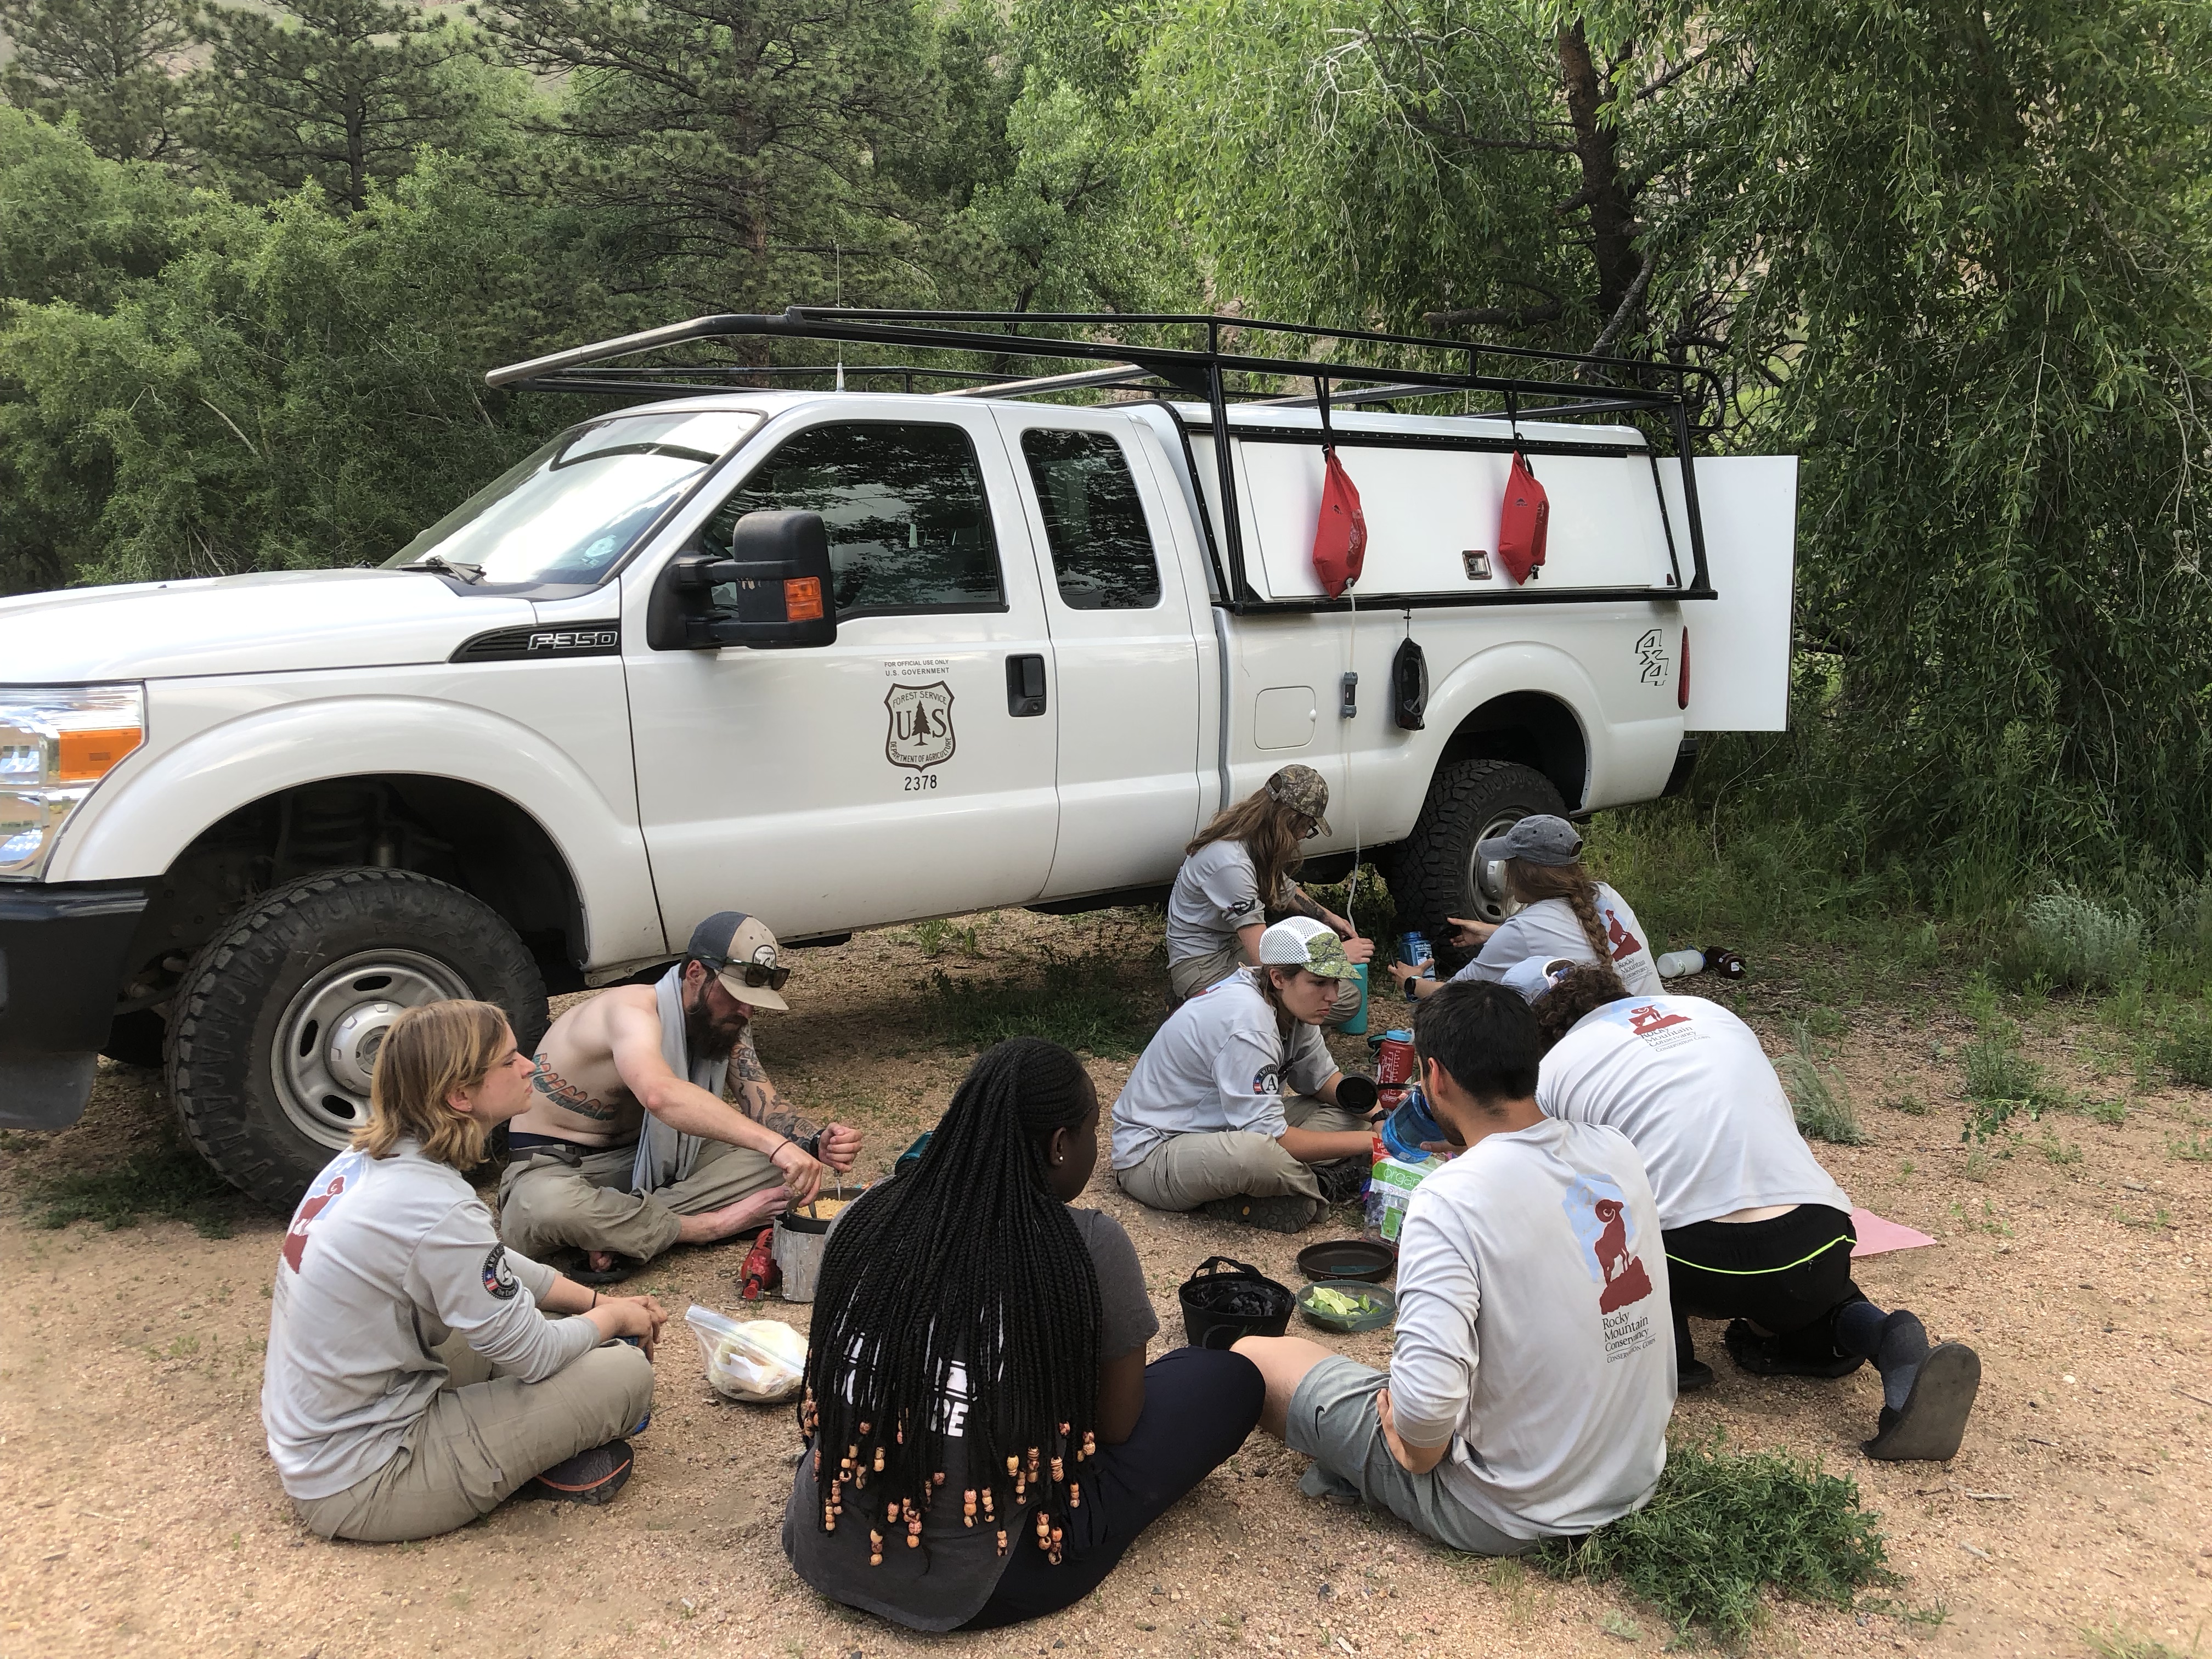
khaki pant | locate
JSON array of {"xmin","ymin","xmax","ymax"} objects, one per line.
[
  {"xmin": 498, "ymin": 1136, "xmax": 782, "ymax": 1264},
  {"xmin": 291, "ymin": 1327, "xmax": 654, "ymax": 1543},
  {"xmin": 1169, "ymin": 943, "xmax": 1365, "ymax": 1024},
  {"xmin": 1115, "ymin": 1094, "xmax": 1369, "ymax": 1226}
]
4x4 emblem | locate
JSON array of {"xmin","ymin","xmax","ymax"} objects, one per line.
[{"xmin": 885, "ymin": 681, "xmax": 956, "ymax": 771}]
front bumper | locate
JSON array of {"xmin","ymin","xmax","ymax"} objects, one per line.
[{"xmin": 0, "ymin": 881, "xmax": 146, "ymax": 1128}]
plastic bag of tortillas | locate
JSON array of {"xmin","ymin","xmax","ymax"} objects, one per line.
[{"xmin": 685, "ymin": 1303, "xmax": 807, "ymax": 1403}]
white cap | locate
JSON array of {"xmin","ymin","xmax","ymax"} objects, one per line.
[{"xmin": 1500, "ymin": 955, "xmax": 1579, "ymax": 1003}]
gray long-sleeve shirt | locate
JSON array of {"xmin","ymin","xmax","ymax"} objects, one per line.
[
  {"xmin": 1389, "ymin": 1117, "xmax": 1675, "ymax": 1539},
  {"xmin": 261, "ymin": 1141, "xmax": 595, "ymax": 1500}
]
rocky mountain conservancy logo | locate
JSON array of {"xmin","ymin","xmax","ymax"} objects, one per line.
[
  {"xmin": 280, "ymin": 1153, "xmax": 362, "ymax": 1273},
  {"xmin": 1563, "ymin": 1172, "xmax": 1657, "ymax": 1328},
  {"xmin": 885, "ymin": 680, "xmax": 956, "ymax": 771}
]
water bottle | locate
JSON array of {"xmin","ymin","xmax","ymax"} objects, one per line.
[
  {"xmin": 1656, "ymin": 948, "xmax": 1705, "ymax": 979},
  {"xmin": 1373, "ymin": 1029, "xmax": 1418, "ymax": 1108},
  {"xmin": 1379, "ymin": 1085, "xmax": 1445, "ymax": 1163},
  {"xmin": 1397, "ymin": 932, "xmax": 1435, "ymax": 1001},
  {"xmin": 1702, "ymin": 946, "xmax": 1747, "ymax": 979}
]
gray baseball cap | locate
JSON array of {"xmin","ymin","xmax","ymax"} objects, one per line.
[{"xmin": 1475, "ymin": 813, "xmax": 1583, "ymax": 867}]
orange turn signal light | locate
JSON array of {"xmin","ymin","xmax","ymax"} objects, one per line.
[
  {"xmin": 785, "ymin": 577, "xmax": 825, "ymax": 622},
  {"xmin": 56, "ymin": 726, "xmax": 143, "ymax": 782}
]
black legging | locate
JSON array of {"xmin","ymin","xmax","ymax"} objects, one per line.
[{"xmin": 960, "ymin": 1346, "xmax": 1264, "ymax": 1629}]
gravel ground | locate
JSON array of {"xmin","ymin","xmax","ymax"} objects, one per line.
[{"xmin": 2, "ymin": 908, "xmax": 2208, "ymax": 1659}]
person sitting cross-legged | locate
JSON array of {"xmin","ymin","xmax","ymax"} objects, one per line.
[
  {"xmin": 1233, "ymin": 980, "xmax": 1676, "ymax": 1554},
  {"xmin": 263, "ymin": 1000, "xmax": 668, "ymax": 1542},
  {"xmin": 1531, "ymin": 964, "xmax": 1980, "ymax": 1460},
  {"xmin": 1111, "ymin": 917, "xmax": 1378, "ymax": 1233}
]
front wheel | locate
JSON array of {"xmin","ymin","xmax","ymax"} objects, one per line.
[
  {"xmin": 168, "ymin": 867, "xmax": 547, "ymax": 1210},
  {"xmin": 1387, "ymin": 759, "xmax": 1566, "ymax": 974}
]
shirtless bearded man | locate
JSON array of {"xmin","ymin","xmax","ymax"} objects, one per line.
[{"xmin": 498, "ymin": 912, "xmax": 862, "ymax": 1279}]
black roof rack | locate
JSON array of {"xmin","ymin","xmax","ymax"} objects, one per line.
[{"xmin": 485, "ymin": 308, "xmax": 1715, "ymax": 611}]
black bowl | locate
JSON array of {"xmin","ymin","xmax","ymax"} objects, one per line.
[{"xmin": 1295, "ymin": 1238, "xmax": 1396, "ymax": 1285}]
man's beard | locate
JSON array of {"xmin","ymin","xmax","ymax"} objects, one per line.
[{"xmin": 685, "ymin": 992, "xmax": 749, "ymax": 1060}]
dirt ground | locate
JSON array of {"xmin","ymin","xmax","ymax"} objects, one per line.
[{"xmin": 3, "ymin": 907, "xmax": 2209, "ymax": 1659}]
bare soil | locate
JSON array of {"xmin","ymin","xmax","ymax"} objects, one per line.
[{"xmin": 3, "ymin": 909, "xmax": 2208, "ymax": 1659}]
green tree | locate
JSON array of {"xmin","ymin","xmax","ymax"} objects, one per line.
[
  {"xmin": 187, "ymin": 0, "xmax": 490, "ymax": 211},
  {"xmin": 0, "ymin": 0, "xmax": 190, "ymax": 161},
  {"xmin": 475, "ymin": 0, "xmax": 952, "ymax": 310}
]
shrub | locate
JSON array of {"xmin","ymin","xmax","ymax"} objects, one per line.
[
  {"xmin": 1541, "ymin": 1431, "xmax": 1891, "ymax": 1644},
  {"xmin": 2154, "ymin": 1006, "xmax": 2212, "ymax": 1086},
  {"xmin": 2000, "ymin": 891, "xmax": 2143, "ymax": 991}
]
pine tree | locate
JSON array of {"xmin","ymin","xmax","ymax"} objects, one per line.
[
  {"xmin": 0, "ymin": 0, "xmax": 190, "ymax": 162},
  {"xmin": 186, "ymin": 0, "xmax": 484, "ymax": 211}
]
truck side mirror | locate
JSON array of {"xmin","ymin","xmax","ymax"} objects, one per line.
[{"xmin": 648, "ymin": 510, "xmax": 838, "ymax": 651}]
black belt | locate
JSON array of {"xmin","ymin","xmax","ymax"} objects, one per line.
[{"xmin": 507, "ymin": 1131, "xmax": 637, "ymax": 1155}]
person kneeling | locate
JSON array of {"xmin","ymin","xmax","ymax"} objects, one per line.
[
  {"xmin": 1235, "ymin": 981, "xmax": 1675, "ymax": 1554},
  {"xmin": 783, "ymin": 1039, "xmax": 1263, "ymax": 1630},
  {"xmin": 1532, "ymin": 966, "xmax": 1979, "ymax": 1461},
  {"xmin": 263, "ymin": 1001, "xmax": 668, "ymax": 1543},
  {"xmin": 1112, "ymin": 918, "xmax": 1377, "ymax": 1233}
]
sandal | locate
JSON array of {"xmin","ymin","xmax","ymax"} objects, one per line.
[{"xmin": 560, "ymin": 1251, "xmax": 644, "ymax": 1287}]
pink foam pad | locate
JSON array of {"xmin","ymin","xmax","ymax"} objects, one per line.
[{"xmin": 1850, "ymin": 1207, "xmax": 1937, "ymax": 1257}]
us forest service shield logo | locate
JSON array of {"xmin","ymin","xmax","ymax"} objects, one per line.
[{"xmin": 885, "ymin": 680, "xmax": 956, "ymax": 771}]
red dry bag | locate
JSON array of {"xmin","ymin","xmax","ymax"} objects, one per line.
[
  {"xmin": 1310, "ymin": 381, "xmax": 1367, "ymax": 598},
  {"xmin": 1497, "ymin": 449, "xmax": 1549, "ymax": 584}
]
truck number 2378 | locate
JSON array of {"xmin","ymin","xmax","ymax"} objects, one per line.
[{"xmin": 902, "ymin": 774, "xmax": 940, "ymax": 792}]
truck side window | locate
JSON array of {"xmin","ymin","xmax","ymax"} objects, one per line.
[
  {"xmin": 1019, "ymin": 430, "xmax": 1164, "ymax": 611},
  {"xmin": 704, "ymin": 422, "xmax": 1003, "ymax": 617}
]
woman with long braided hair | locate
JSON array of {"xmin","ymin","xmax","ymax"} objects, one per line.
[
  {"xmin": 782, "ymin": 1037, "xmax": 1263, "ymax": 1630},
  {"xmin": 1386, "ymin": 814, "xmax": 1664, "ymax": 999}
]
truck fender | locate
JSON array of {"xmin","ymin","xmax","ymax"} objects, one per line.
[
  {"xmin": 45, "ymin": 696, "xmax": 667, "ymax": 966},
  {"xmin": 1418, "ymin": 641, "xmax": 1602, "ymax": 805}
]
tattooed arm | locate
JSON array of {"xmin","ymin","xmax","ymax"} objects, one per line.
[
  {"xmin": 727, "ymin": 1034, "xmax": 816, "ymax": 1139},
  {"xmin": 729, "ymin": 1035, "xmax": 862, "ymax": 1172}
]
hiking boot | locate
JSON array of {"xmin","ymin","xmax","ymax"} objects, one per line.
[
  {"xmin": 1723, "ymin": 1318, "xmax": 1865, "ymax": 1379},
  {"xmin": 1311, "ymin": 1155, "xmax": 1370, "ymax": 1207},
  {"xmin": 1201, "ymin": 1194, "xmax": 1317, "ymax": 1234},
  {"xmin": 522, "ymin": 1439, "xmax": 635, "ymax": 1506},
  {"xmin": 1863, "ymin": 1342, "xmax": 1980, "ymax": 1461},
  {"xmin": 1677, "ymin": 1358, "xmax": 1716, "ymax": 1392}
]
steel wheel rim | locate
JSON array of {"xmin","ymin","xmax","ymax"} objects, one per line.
[
  {"xmin": 1464, "ymin": 811, "xmax": 1528, "ymax": 926},
  {"xmin": 273, "ymin": 950, "xmax": 475, "ymax": 1148}
]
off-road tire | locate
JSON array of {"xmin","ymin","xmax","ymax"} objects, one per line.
[
  {"xmin": 168, "ymin": 867, "xmax": 546, "ymax": 1211},
  {"xmin": 1386, "ymin": 759, "xmax": 1566, "ymax": 975}
]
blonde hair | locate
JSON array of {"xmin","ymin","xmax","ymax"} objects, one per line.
[
  {"xmin": 354, "ymin": 1000, "xmax": 514, "ymax": 1170},
  {"xmin": 1187, "ymin": 789, "xmax": 1307, "ymax": 916},
  {"xmin": 1504, "ymin": 857, "xmax": 1614, "ymax": 964}
]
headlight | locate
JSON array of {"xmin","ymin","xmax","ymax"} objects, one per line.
[{"xmin": 0, "ymin": 684, "xmax": 145, "ymax": 878}]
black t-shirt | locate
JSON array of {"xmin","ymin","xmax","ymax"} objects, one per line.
[{"xmin": 781, "ymin": 1206, "xmax": 1158, "ymax": 1630}]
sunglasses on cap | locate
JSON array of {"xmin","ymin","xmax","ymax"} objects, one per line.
[{"xmin": 706, "ymin": 957, "xmax": 792, "ymax": 992}]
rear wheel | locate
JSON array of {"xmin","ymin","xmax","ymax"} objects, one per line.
[
  {"xmin": 168, "ymin": 867, "xmax": 547, "ymax": 1210},
  {"xmin": 1387, "ymin": 760, "xmax": 1566, "ymax": 973}
]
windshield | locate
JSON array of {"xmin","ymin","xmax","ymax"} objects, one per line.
[{"xmin": 387, "ymin": 409, "xmax": 764, "ymax": 585}]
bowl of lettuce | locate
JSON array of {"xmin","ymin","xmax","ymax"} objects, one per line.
[{"xmin": 1295, "ymin": 1279, "xmax": 1397, "ymax": 1334}]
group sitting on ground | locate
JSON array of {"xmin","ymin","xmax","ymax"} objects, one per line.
[{"xmin": 259, "ymin": 867, "xmax": 1980, "ymax": 1621}]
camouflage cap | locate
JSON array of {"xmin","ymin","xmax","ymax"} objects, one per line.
[
  {"xmin": 1256, "ymin": 916, "xmax": 1362, "ymax": 981},
  {"xmin": 1265, "ymin": 764, "xmax": 1332, "ymax": 836}
]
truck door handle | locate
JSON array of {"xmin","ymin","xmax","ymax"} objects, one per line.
[{"xmin": 1006, "ymin": 653, "xmax": 1048, "ymax": 717}]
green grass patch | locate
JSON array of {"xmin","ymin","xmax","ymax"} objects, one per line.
[
  {"xmin": 2154, "ymin": 1006, "xmax": 2212, "ymax": 1086},
  {"xmin": 19, "ymin": 1136, "xmax": 240, "ymax": 1238},
  {"xmin": 1539, "ymin": 1431, "xmax": 1889, "ymax": 1646},
  {"xmin": 2170, "ymin": 1133, "xmax": 2212, "ymax": 1163},
  {"xmin": 2084, "ymin": 1626, "xmax": 2202, "ymax": 1659},
  {"xmin": 924, "ymin": 952, "xmax": 1159, "ymax": 1058},
  {"xmin": 1997, "ymin": 890, "xmax": 2144, "ymax": 991},
  {"xmin": 1778, "ymin": 1028, "xmax": 1866, "ymax": 1146}
]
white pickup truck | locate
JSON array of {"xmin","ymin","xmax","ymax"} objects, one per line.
[{"xmin": 0, "ymin": 310, "xmax": 1794, "ymax": 1206}]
